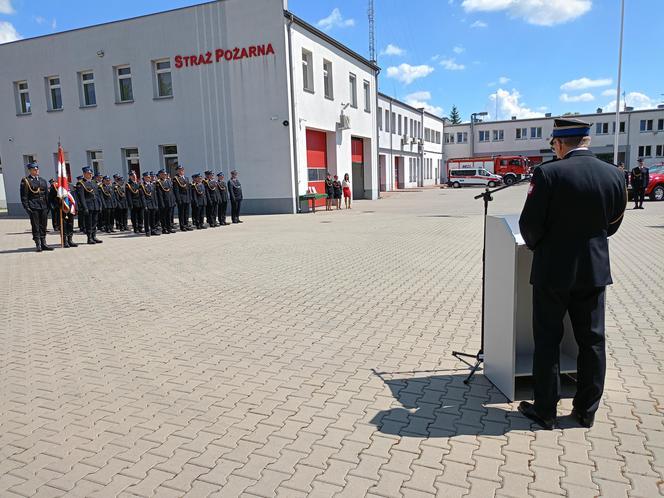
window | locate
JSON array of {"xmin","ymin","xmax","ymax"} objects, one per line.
[
  {"xmin": 154, "ymin": 59, "xmax": 173, "ymax": 98},
  {"xmin": 456, "ymin": 132, "xmax": 468, "ymax": 143},
  {"xmin": 160, "ymin": 145, "xmax": 179, "ymax": 177},
  {"xmin": 87, "ymin": 151, "xmax": 103, "ymax": 176},
  {"xmin": 378, "ymin": 107, "xmax": 382, "ymax": 130},
  {"xmin": 656, "ymin": 145, "xmax": 664, "ymax": 157},
  {"xmin": 640, "ymin": 119, "xmax": 653, "ymax": 132},
  {"xmin": 385, "ymin": 109, "xmax": 390, "ymax": 132},
  {"xmin": 638, "ymin": 145, "xmax": 652, "ymax": 157},
  {"xmin": 425, "ymin": 128, "xmax": 431, "ymax": 142},
  {"xmin": 116, "ymin": 66, "xmax": 134, "ymax": 102},
  {"xmin": 23, "ymin": 154, "xmax": 36, "ymax": 166},
  {"xmin": 479, "ymin": 130, "xmax": 490, "ymax": 142},
  {"xmin": 79, "ymin": 71, "xmax": 96, "ymax": 106},
  {"xmin": 658, "ymin": 119, "xmax": 664, "ymax": 131},
  {"xmin": 323, "ymin": 59, "xmax": 333, "ymax": 99},
  {"xmin": 398, "ymin": 115, "xmax": 402, "ymax": 136},
  {"xmin": 493, "ymin": 129, "xmax": 504, "ymax": 141},
  {"xmin": 349, "ymin": 73, "xmax": 357, "ymax": 108},
  {"xmin": 595, "ymin": 122, "xmax": 609, "ymax": 135},
  {"xmin": 363, "ymin": 80, "xmax": 370, "ymax": 112},
  {"xmin": 530, "ymin": 127, "xmax": 542, "ymax": 139},
  {"xmin": 516, "ymin": 128, "xmax": 527, "ymax": 140},
  {"xmin": 410, "ymin": 119, "xmax": 414, "ymax": 137},
  {"xmin": 15, "ymin": 81, "xmax": 31, "ymax": 114},
  {"xmin": 435, "ymin": 131, "xmax": 441, "ymax": 144},
  {"xmin": 47, "ymin": 76, "xmax": 63, "ymax": 110},
  {"xmin": 123, "ymin": 148, "xmax": 140, "ymax": 176},
  {"xmin": 302, "ymin": 49, "xmax": 313, "ymax": 92},
  {"xmin": 612, "ymin": 121, "xmax": 626, "ymax": 133},
  {"xmin": 444, "ymin": 133, "xmax": 453, "ymax": 144},
  {"xmin": 391, "ymin": 112, "xmax": 396, "ymax": 134}
]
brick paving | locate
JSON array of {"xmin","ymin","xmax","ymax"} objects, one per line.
[{"xmin": 0, "ymin": 185, "xmax": 663, "ymax": 497}]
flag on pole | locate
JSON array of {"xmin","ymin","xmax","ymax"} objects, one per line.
[{"xmin": 57, "ymin": 144, "xmax": 77, "ymax": 215}]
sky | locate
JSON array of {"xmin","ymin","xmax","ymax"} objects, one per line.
[{"xmin": 1, "ymin": 0, "xmax": 663, "ymax": 122}]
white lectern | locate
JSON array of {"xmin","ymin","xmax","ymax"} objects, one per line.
[{"xmin": 483, "ymin": 215, "xmax": 577, "ymax": 401}]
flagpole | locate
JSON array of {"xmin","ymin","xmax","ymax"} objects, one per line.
[
  {"xmin": 613, "ymin": 0, "xmax": 625, "ymax": 165},
  {"xmin": 60, "ymin": 202, "xmax": 65, "ymax": 248}
]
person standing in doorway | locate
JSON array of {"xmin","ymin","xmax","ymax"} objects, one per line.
[
  {"xmin": 20, "ymin": 163, "xmax": 52, "ymax": 252},
  {"xmin": 228, "ymin": 170, "xmax": 243, "ymax": 223},
  {"xmin": 518, "ymin": 118, "xmax": 626, "ymax": 430},
  {"xmin": 342, "ymin": 173, "xmax": 352, "ymax": 209}
]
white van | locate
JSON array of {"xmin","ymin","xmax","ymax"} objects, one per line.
[{"xmin": 447, "ymin": 168, "xmax": 503, "ymax": 188}]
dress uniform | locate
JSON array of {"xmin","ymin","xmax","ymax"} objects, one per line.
[
  {"xmin": 73, "ymin": 175, "xmax": 86, "ymax": 233},
  {"xmin": 228, "ymin": 170, "xmax": 243, "ymax": 223},
  {"xmin": 48, "ymin": 179, "xmax": 60, "ymax": 232},
  {"xmin": 190, "ymin": 173, "xmax": 208, "ymax": 229},
  {"xmin": 114, "ymin": 177, "xmax": 129, "ymax": 231},
  {"xmin": 140, "ymin": 172, "xmax": 160, "ymax": 236},
  {"xmin": 94, "ymin": 174, "xmax": 104, "ymax": 231},
  {"xmin": 47, "ymin": 179, "xmax": 78, "ymax": 248},
  {"xmin": 630, "ymin": 159, "xmax": 649, "ymax": 209},
  {"xmin": 173, "ymin": 165, "xmax": 193, "ymax": 231},
  {"xmin": 518, "ymin": 118, "xmax": 627, "ymax": 429},
  {"xmin": 203, "ymin": 171, "xmax": 220, "ymax": 227},
  {"xmin": 155, "ymin": 170, "xmax": 177, "ymax": 234},
  {"xmin": 125, "ymin": 171, "xmax": 144, "ymax": 233},
  {"xmin": 19, "ymin": 163, "xmax": 52, "ymax": 252},
  {"xmin": 217, "ymin": 172, "xmax": 229, "ymax": 226},
  {"xmin": 76, "ymin": 167, "xmax": 103, "ymax": 244},
  {"xmin": 99, "ymin": 176, "xmax": 118, "ymax": 233}
]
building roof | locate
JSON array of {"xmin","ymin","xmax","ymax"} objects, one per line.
[{"xmin": 378, "ymin": 92, "xmax": 445, "ymax": 123}]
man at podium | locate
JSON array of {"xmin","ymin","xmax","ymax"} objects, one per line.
[{"xmin": 518, "ymin": 118, "xmax": 627, "ymax": 429}]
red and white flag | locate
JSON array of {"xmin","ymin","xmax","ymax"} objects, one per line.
[{"xmin": 57, "ymin": 144, "xmax": 77, "ymax": 215}]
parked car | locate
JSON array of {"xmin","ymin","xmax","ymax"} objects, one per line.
[
  {"xmin": 627, "ymin": 164, "xmax": 664, "ymax": 201},
  {"xmin": 447, "ymin": 167, "xmax": 503, "ymax": 188}
]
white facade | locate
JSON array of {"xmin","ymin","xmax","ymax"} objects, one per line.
[
  {"xmin": 0, "ymin": 0, "xmax": 379, "ymax": 216},
  {"xmin": 444, "ymin": 108, "xmax": 664, "ymax": 171},
  {"xmin": 377, "ymin": 93, "xmax": 444, "ymax": 190}
]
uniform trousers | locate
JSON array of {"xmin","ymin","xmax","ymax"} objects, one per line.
[
  {"xmin": 217, "ymin": 201, "xmax": 228, "ymax": 225},
  {"xmin": 115, "ymin": 207, "xmax": 128, "ymax": 230},
  {"xmin": 532, "ymin": 285, "xmax": 606, "ymax": 418},
  {"xmin": 160, "ymin": 207, "xmax": 173, "ymax": 232},
  {"xmin": 231, "ymin": 199, "xmax": 242, "ymax": 223},
  {"xmin": 177, "ymin": 203, "xmax": 190, "ymax": 229},
  {"xmin": 191, "ymin": 205, "xmax": 205, "ymax": 228},
  {"xmin": 633, "ymin": 188, "xmax": 646, "ymax": 207},
  {"xmin": 206, "ymin": 202, "xmax": 218, "ymax": 226},
  {"xmin": 84, "ymin": 210, "xmax": 99, "ymax": 236},
  {"xmin": 28, "ymin": 208, "xmax": 48, "ymax": 241},
  {"xmin": 144, "ymin": 208, "xmax": 158, "ymax": 234},
  {"xmin": 102, "ymin": 208, "xmax": 115, "ymax": 231},
  {"xmin": 56, "ymin": 210, "xmax": 74, "ymax": 236},
  {"xmin": 51, "ymin": 207, "xmax": 60, "ymax": 231},
  {"xmin": 78, "ymin": 212, "xmax": 86, "ymax": 232}
]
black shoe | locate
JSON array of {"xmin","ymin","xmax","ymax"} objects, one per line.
[
  {"xmin": 35, "ymin": 240, "xmax": 42, "ymax": 252},
  {"xmin": 518, "ymin": 401, "xmax": 555, "ymax": 430},
  {"xmin": 41, "ymin": 239, "xmax": 54, "ymax": 251},
  {"xmin": 236, "ymin": 220, "xmax": 243, "ymax": 223},
  {"xmin": 93, "ymin": 235, "xmax": 103, "ymax": 244},
  {"xmin": 571, "ymin": 408, "xmax": 595, "ymax": 428},
  {"xmin": 68, "ymin": 236, "xmax": 78, "ymax": 248},
  {"xmin": 87, "ymin": 235, "xmax": 95, "ymax": 245},
  {"xmin": 146, "ymin": 232, "xmax": 151, "ymax": 237}
]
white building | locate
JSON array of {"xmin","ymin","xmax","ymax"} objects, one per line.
[
  {"xmin": 444, "ymin": 107, "xmax": 664, "ymax": 174},
  {"xmin": 0, "ymin": 0, "xmax": 379, "ymax": 216},
  {"xmin": 377, "ymin": 93, "xmax": 444, "ymax": 190}
]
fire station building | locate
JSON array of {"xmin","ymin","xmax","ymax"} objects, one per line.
[{"xmin": 0, "ymin": 0, "xmax": 379, "ymax": 216}]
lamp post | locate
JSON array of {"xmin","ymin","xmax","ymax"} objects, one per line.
[
  {"xmin": 613, "ymin": 0, "xmax": 625, "ymax": 165},
  {"xmin": 470, "ymin": 111, "xmax": 488, "ymax": 158}
]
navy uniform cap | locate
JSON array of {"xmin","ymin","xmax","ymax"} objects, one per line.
[
  {"xmin": 176, "ymin": 164, "xmax": 184, "ymax": 170},
  {"xmin": 82, "ymin": 166, "xmax": 92, "ymax": 173},
  {"xmin": 76, "ymin": 175, "xmax": 84, "ymax": 180},
  {"xmin": 204, "ymin": 170, "xmax": 213, "ymax": 176},
  {"xmin": 26, "ymin": 162, "xmax": 39, "ymax": 169},
  {"xmin": 142, "ymin": 172, "xmax": 150, "ymax": 177},
  {"xmin": 192, "ymin": 173, "xmax": 201, "ymax": 178},
  {"xmin": 113, "ymin": 173, "xmax": 119, "ymax": 178},
  {"xmin": 551, "ymin": 118, "xmax": 591, "ymax": 138},
  {"xmin": 217, "ymin": 172, "xmax": 224, "ymax": 176},
  {"xmin": 157, "ymin": 169, "xmax": 166, "ymax": 175},
  {"xmin": 103, "ymin": 175, "xmax": 110, "ymax": 180}
]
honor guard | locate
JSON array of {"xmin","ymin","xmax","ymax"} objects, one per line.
[
  {"xmin": 190, "ymin": 173, "xmax": 208, "ymax": 229},
  {"xmin": 140, "ymin": 172, "xmax": 160, "ymax": 236},
  {"xmin": 100, "ymin": 176, "xmax": 118, "ymax": 233},
  {"xmin": 93, "ymin": 173, "xmax": 104, "ymax": 231},
  {"xmin": 125, "ymin": 171, "xmax": 144, "ymax": 233},
  {"xmin": 216, "ymin": 172, "xmax": 229, "ymax": 226},
  {"xmin": 48, "ymin": 178, "xmax": 79, "ymax": 248},
  {"xmin": 518, "ymin": 118, "xmax": 627, "ymax": 429},
  {"xmin": 76, "ymin": 166, "xmax": 103, "ymax": 244},
  {"xmin": 74, "ymin": 175, "xmax": 86, "ymax": 233},
  {"xmin": 20, "ymin": 162, "xmax": 52, "ymax": 252},
  {"xmin": 228, "ymin": 170, "xmax": 243, "ymax": 224},
  {"xmin": 114, "ymin": 176, "xmax": 129, "ymax": 231},
  {"xmin": 48, "ymin": 179, "xmax": 60, "ymax": 232},
  {"xmin": 173, "ymin": 164, "xmax": 193, "ymax": 231},
  {"xmin": 203, "ymin": 170, "xmax": 220, "ymax": 227},
  {"xmin": 156, "ymin": 169, "xmax": 177, "ymax": 234}
]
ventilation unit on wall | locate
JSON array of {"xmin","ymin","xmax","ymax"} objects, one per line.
[
  {"xmin": 337, "ymin": 114, "xmax": 351, "ymax": 130},
  {"xmin": 401, "ymin": 135, "xmax": 409, "ymax": 145}
]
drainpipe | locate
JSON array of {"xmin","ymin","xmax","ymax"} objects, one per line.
[
  {"xmin": 389, "ymin": 99, "xmax": 393, "ymax": 189},
  {"xmin": 286, "ymin": 13, "xmax": 300, "ymax": 212},
  {"xmin": 374, "ymin": 66, "xmax": 381, "ymax": 198},
  {"xmin": 420, "ymin": 109, "xmax": 424, "ymax": 187}
]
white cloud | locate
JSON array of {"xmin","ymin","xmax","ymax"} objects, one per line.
[
  {"xmin": 452, "ymin": 45, "xmax": 465, "ymax": 54},
  {"xmin": 560, "ymin": 92, "xmax": 595, "ymax": 103},
  {"xmin": 386, "ymin": 63, "xmax": 435, "ymax": 85},
  {"xmin": 601, "ymin": 88, "xmax": 616, "ymax": 97},
  {"xmin": 34, "ymin": 16, "xmax": 46, "ymax": 24},
  {"xmin": 380, "ymin": 44, "xmax": 405, "ymax": 56},
  {"xmin": 498, "ymin": 76, "xmax": 510, "ymax": 84},
  {"xmin": 51, "ymin": 19, "xmax": 57, "ymax": 30},
  {"xmin": 462, "ymin": 0, "xmax": 591, "ymax": 26},
  {"xmin": 605, "ymin": 92, "xmax": 658, "ymax": 112},
  {"xmin": 0, "ymin": 21, "xmax": 20, "ymax": 43},
  {"xmin": 0, "ymin": 0, "xmax": 15, "ymax": 15},
  {"xmin": 405, "ymin": 91, "xmax": 444, "ymax": 117},
  {"xmin": 316, "ymin": 8, "xmax": 355, "ymax": 31},
  {"xmin": 489, "ymin": 88, "xmax": 544, "ymax": 119},
  {"xmin": 440, "ymin": 58, "xmax": 466, "ymax": 71},
  {"xmin": 560, "ymin": 77, "xmax": 612, "ymax": 91},
  {"xmin": 470, "ymin": 20, "xmax": 488, "ymax": 28}
]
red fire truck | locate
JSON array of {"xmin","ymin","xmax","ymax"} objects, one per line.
[{"xmin": 446, "ymin": 155, "xmax": 532, "ymax": 186}]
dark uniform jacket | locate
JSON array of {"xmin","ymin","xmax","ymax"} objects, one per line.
[
  {"xmin": 191, "ymin": 182, "xmax": 208, "ymax": 207},
  {"xmin": 173, "ymin": 175, "xmax": 191, "ymax": 204},
  {"xmin": 519, "ymin": 150, "xmax": 626, "ymax": 290},
  {"xmin": 20, "ymin": 176, "xmax": 49, "ymax": 211},
  {"xmin": 48, "ymin": 184, "xmax": 59, "ymax": 210},
  {"xmin": 140, "ymin": 182, "xmax": 159, "ymax": 210},
  {"xmin": 156, "ymin": 179, "xmax": 177, "ymax": 208},
  {"xmin": 100, "ymin": 184, "xmax": 117, "ymax": 209},
  {"xmin": 204, "ymin": 179, "xmax": 220, "ymax": 204},
  {"xmin": 630, "ymin": 167, "xmax": 649, "ymax": 189},
  {"xmin": 76, "ymin": 179, "xmax": 102, "ymax": 212},
  {"xmin": 114, "ymin": 182, "xmax": 128, "ymax": 209},
  {"xmin": 228, "ymin": 178, "xmax": 243, "ymax": 201},
  {"xmin": 125, "ymin": 180, "xmax": 143, "ymax": 208},
  {"xmin": 218, "ymin": 180, "xmax": 229, "ymax": 203}
]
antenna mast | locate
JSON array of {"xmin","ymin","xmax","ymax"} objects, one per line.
[{"xmin": 368, "ymin": 0, "xmax": 376, "ymax": 62}]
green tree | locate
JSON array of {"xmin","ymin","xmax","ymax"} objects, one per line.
[{"xmin": 449, "ymin": 105, "xmax": 461, "ymax": 124}]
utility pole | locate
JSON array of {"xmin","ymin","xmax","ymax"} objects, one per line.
[
  {"xmin": 613, "ymin": 0, "xmax": 625, "ymax": 165},
  {"xmin": 368, "ymin": 0, "xmax": 376, "ymax": 63}
]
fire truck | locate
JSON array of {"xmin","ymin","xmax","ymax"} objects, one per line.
[{"xmin": 446, "ymin": 155, "xmax": 532, "ymax": 186}]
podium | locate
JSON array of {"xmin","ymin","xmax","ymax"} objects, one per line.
[{"xmin": 483, "ymin": 215, "xmax": 577, "ymax": 401}]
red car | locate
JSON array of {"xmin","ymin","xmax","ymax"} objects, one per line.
[{"xmin": 646, "ymin": 164, "xmax": 664, "ymax": 201}]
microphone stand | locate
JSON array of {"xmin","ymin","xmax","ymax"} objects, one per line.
[{"xmin": 452, "ymin": 175, "xmax": 531, "ymax": 384}]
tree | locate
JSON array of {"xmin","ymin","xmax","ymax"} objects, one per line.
[{"xmin": 449, "ymin": 105, "xmax": 461, "ymax": 124}]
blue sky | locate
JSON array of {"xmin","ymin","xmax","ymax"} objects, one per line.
[{"xmin": 2, "ymin": 0, "xmax": 663, "ymax": 121}]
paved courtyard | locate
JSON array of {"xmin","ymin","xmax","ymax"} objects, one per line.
[{"xmin": 1, "ymin": 185, "xmax": 663, "ymax": 498}]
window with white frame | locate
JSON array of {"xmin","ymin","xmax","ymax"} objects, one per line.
[
  {"xmin": 302, "ymin": 49, "xmax": 313, "ymax": 92},
  {"xmin": 323, "ymin": 59, "xmax": 333, "ymax": 99},
  {"xmin": 154, "ymin": 59, "xmax": 173, "ymax": 98},
  {"xmin": 80, "ymin": 71, "xmax": 96, "ymax": 106},
  {"xmin": 456, "ymin": 132, "xmax": 468, "ymax": 143},
  {"xmin": 87, "ymin": 151, "xmax": 103, "ymax": 176},
  {"xmin": 398, "ymin": 115, "xmax": 402, "ymax": 135},
  {"xmin": 391, "ymin": 112, "xmax": 396, "ymax": 133},
  {"xmin": 15, "ymin": 81, "xmax": 31, "ymax": 114},
  {"xmin": 123, "ymin": 148, "xmax": 140, "ymax": 176},
  {"xmin": 493, "ymin": 129, "xmax": 504, "ymax": 141},
  {"xmin": 658, "ymin": 119, "xmax": 664, "ymax": 131},
  {"xmin": 638, "ymin": 145, "xmax": 652, "ymax": 157},
  {"xmin": 640, "ymin": 119, "xmax": 653, "ymax": 132},
  {"xmin": 23, "ymin": 154, "xmax": 36, "ymax": 166},
  {"xmin": 656, "ymin": 145, "xmax": 664, "ymax": 157},
  {"xmin": 436, "ymin": 131, "xmax": 441, "ymax": 144},
  {"xmin": 530, "ymin": 127, "xmax": 542, "ymax": 139},
  {"xmin": 378, "ymin": 107, "xmax": 382, "ymax": 130},
  {"xmin": 385, "ymin": 109, "xmax": 390, "ymax": 132},
  {"xmin": 595, "ymin": 122, "xmax": 609, "ymax": 134},
  {"xmin": 516, "ymin": 128, "xmax": 527, "ymax": 140},
  {"xmin": 363, "ymin": 80, "xmax": 370, "ymax": 112},
  {"xmin": 115, "ymin": 66, "xmax": 134, "ymax": 102},
  {"xmin": 612, "ymin": 121, "xmax": 626, "ymax": 133},
  {"xmin": 349, "ymin": 73, "xmax": 357, "ymax": 108},
  {"xmin": 160, "ymin": 145, "xmax": 179, "ymax": 177},
  {"xmin": 479, "ymin": 130, "xmax": 490, "ymax": 142},
  {"xmin": 47, "ymin": 76, "xmax": 63, "ymax": 110},
  {"xmin": 410, "ymin": 119, "xmax": 414, "ymax": 137}
]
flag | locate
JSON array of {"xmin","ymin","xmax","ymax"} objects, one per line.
[{"xmin": 57, "ymin": 144, "xmax": 77, "ymax": 215}]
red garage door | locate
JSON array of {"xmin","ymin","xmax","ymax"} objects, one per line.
[
  {"xmin": 306, "ymin": 129, "xmax": 327, "ymax": 207},
  {"xmin": 351, "ymin": 137, "xmax": 365, "ymax": 200}
]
